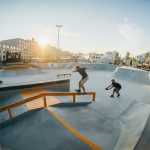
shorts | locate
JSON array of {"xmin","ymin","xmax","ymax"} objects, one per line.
[
  {"xmin": 113, "ymin": 87, "xmax": 121, "ymax": 93},
  {"xmin": 79, "ymin": 76, "xmax": 89, "ymax": 85}
]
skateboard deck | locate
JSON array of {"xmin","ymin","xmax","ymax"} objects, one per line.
[{"xmin": 75, "ymin": 90, "xmax": 86, "ymax": 95}]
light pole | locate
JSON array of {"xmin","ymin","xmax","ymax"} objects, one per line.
[{"xmin": 56, "ymin": 25, "xmax": 63, "ymax": 60}]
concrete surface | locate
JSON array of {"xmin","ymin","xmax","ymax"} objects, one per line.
[
  {"xmin": 50, "ymin": 71, "xmax": 150, "ymax": 150},
  {"xmin": 0, "ymin": 64, "xmax": 150, "ymax": 150},
  {"xmin": 0, "ymin": 68, "xmax": 70, "ymax": 88},
  {"xmin": 134, "ymin": 115, "xmax": 150, "ymax": 150},
  {"xmin": 113, "ymin": 66, "xmax": 150, "ymax": 85},
  {"xmin": 0, "ymin": 109, "xmax": 93, "ymax": 150}
]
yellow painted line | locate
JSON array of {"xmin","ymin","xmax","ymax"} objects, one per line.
[
  {"xmin": 2, "ymin": 66, "xmax": 29, "ymax": 70},
  {"xmin": 21, "ymin": 87, "xmax": 61, "ymax": 110},
  {"xmin": 47, "ymin": 107, "xmax": 103, "ymax": 150}
]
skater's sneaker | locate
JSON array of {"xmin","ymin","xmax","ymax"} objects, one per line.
[
  {"xmin": 117, "ymin": 94, "xmax": 120, "ymax": 97},
  {"xmin": 75, "ymin": 89, "xmax": 81, "ymax": 93},
  {"xmin": 110, "ymin": 95, "xmax": 114, "ymax": 97}
]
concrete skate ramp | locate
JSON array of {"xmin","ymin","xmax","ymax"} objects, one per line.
[
  {"xmin": 63, "ymin": 63, "xmax": 119, "ymax": 71},
  {"xmin": 49, "ymin": 100, "xmax": 150, "ymax": 150},
  {"xmin": 79, "ymin": 63, "xmax": 120, "ymax": 71},
  {"xmin": 0, "ymin": 67, "xmax": 71, "ymax": 89},
  {"xmin": 0, "ymin": 68, "xmax": 43, "ymax": 77},
  {"xmin": 0, "ymin": 79, "xmax": 70, "ymax": 100},
  {"xmin": 113, "ymin": 66, "xmax": 150, "ymax": 85},
  {"xmin": 69, "ymin": 69, "xmax": 150, "ymax": 150},
  {"xmin": 114, "ymin": 101, "xmax": 150, "ymax": 150},
  {"xmin": 134, "ymin": 115, "xmax": 150, "ymax": 150},
  {"xmin": 0, "ymin": 108, "xmax": 95, "ymax": 150}
]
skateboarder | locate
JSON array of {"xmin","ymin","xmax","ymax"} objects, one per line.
[
  {"xmin": 105, "ymin": 79, "xmax": 121, "ymax": 97},
  {"xmin": 73, "ymin": 65, "xmax": 95, "ymax": 94}
]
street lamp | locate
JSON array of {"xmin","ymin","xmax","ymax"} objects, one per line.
[
  {"xmin": 56, "ymin": 25, "xmax": 63, "ymax": 50},
  {"xmin": 56, "ymin": 25, "xmax": 63, "ymax": 60}
]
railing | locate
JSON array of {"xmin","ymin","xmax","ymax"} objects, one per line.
[
  {"xmin": 57, "ymin": 73, "xmax": 71, "ymax": 78},
  {"xmin": 0, "ymin": 92, "xmax": 96, "ymax": 119}
]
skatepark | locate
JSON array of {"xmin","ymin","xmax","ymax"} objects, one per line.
[{"xmin": 0, "ymin": 63, "xmax": 150, "ymax": 150}]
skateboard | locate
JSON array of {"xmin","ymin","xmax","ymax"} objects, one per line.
[{"xmin": 75, "ymin": 90, "xmax": 86, "ymax": 95}]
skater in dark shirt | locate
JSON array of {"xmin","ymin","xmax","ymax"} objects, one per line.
[
  {"xmin": 73, "ymin": 65, "xmax": 95, "ymax": 94},
  {"xmin": 105, "ymin": 79, "xmax": 121, "ymax": 97}
]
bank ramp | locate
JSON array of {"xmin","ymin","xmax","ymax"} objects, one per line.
[{"xmin": 113, "ymin": 66, "xmax": 150, "ymax": 85}]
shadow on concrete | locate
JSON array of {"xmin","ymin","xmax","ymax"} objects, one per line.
[{"xmin": 51, "ymin": 102, "xmax": 92, "ymax": 108}]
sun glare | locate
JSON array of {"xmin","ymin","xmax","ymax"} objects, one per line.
[{"xmin": 38, "ymin": 38, "xmax": 49, "ymax": 46}]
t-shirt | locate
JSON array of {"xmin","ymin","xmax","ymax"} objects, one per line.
[
  {"xmin": 77, "ymin": 68, "xmax": 88, "ymax": 78},
  {"xmin": 112, "ymin": 82, "xmax": 121, "ymax": 89}
]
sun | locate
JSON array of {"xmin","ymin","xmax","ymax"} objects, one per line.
[{"xmin": 38, "ymin": 38, "xmax": 49, "ymax": 46}]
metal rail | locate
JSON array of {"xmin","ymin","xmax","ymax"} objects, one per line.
[
  {"xmin": 0, "ymin": 92, "xmax": 96, "ymax": 119},
  {"xmin": 57, "ymin": 73, "xmax": 71, "ymax": 78}
]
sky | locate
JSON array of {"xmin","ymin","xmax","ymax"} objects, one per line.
[{"xmin": 0, "ymin": 0, "xmax": 150, "ymax": 56}]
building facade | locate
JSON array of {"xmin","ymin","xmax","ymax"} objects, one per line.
[
  {"xmin": 0, "ymin": 38, "xmax": 31, "ymax": 63},
  {"xmin": 89, "ymin": 53, "xmax": 104, "ymax": 63}
]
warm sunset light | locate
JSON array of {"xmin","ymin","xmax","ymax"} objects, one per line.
[{"xmin": 38, "ymin": 38, "xmax": 49, "ymax": 46}]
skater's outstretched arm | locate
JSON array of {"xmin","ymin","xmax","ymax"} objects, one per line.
[
  {"xmin": 72, "ymin": 68, "xmax": 78, "ymax": 72},
  {"xmin": 105, "ymin": 84, "xmax": 113, "ymax": 90}
]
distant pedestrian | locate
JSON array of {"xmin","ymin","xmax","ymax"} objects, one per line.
[
  {"xmin": 73, "ymin": 65, "xmax": 95, "ymax": 94},
  {"xmin": 105, "ymin": 79, "xmax": 121, "ymax": 97}
]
